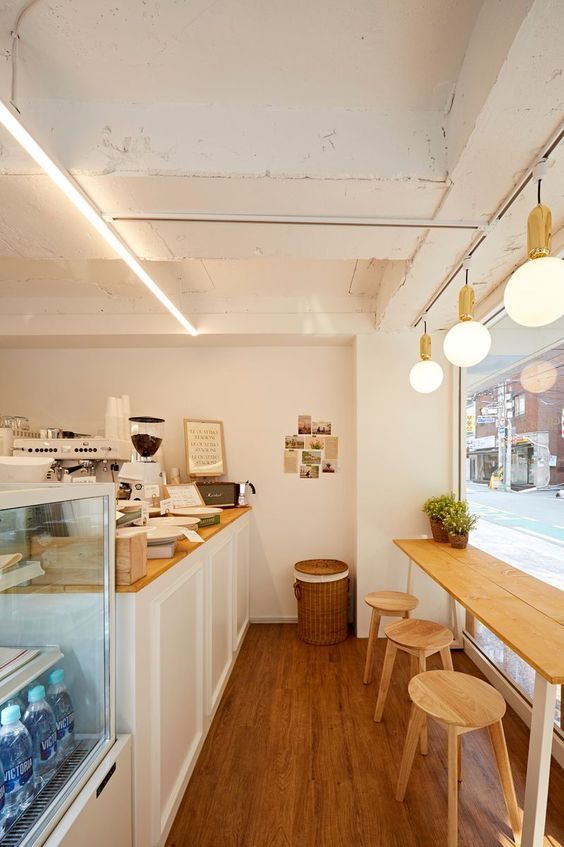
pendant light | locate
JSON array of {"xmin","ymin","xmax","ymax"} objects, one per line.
[
  {"xmin": 409, "ymin": 322, "xmax": 444, "ymax": 393},
  {"xmin": 443, "ymin": 258, "xmax": 491, "ymax": 368},
  {"xmin": 504, "ymin": 159, "xmax": 564, "ymax": 327}
]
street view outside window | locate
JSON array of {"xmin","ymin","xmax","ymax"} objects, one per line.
[{"xmin": 465, "ymin": 314, "xmax": 564, "ymax": 728}]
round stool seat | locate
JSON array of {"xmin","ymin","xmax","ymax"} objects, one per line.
[
  {"xmin": 364, "ymin": 590, "xmax": 419, "ymax": 613},
  {"xmin": 408, "ymin": 670, "xmax": 506, "ymax": 729},
  {"xmin": 385, "ymin": 618, "xmax": 453, "ymax": 653}
]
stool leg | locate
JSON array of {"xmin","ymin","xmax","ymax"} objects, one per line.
[
  {"xmin": 447, "ymin": 726, "xmax": 459, "ymax": 847},
  {"xmin": 418, "ymin": 653, "xmax": 428, "ymax": 755},
  {"xmin": 396, "ymin": 703, "xmax": 426, "ymax": 801},
  {"xmin": 374, "ymin": 639, "xmax": 397, "ymax": 721},
  {"xmin": 409, "ymin": 654, "xmax": 418, "ymax": 699},
  {"xmin": 363, "ymin": 609, "xmax": 381, "ymax": 684},
  {"xmin": 488, "ymin": 720, "xmax": 522, "ymax": 844},
  {"xmin": 458, "ymin": 736, "xmax": 462, "ymax": 783},
  {"xmin": 440, "ymin": 646, "xmax": 454, "ymax": 671}
]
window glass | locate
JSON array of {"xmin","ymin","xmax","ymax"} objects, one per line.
[{"xmin": 465, "ymin": 314, "xmax": 564, "ymax": 728}]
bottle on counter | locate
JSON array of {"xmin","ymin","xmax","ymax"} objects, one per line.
[
  {"xmin": 47, "ymin": 669, "xmax": 75, "ymax": 759},
  {"xmin": 0, "ymin": 705, "xmax": 34, "ymax": 817},
  {"xmin": 23, "ymin": 686, "xmax": 57, "ymax": 787}
]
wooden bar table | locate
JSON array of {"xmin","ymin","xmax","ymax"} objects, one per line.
[{"xmin": 394, "ymin": 538, "xmax": 564, "ymax": 847}]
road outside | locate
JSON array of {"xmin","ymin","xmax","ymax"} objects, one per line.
[{"xmin": 467, "ymin": 482, "xmax": 564, "ymax": 589}]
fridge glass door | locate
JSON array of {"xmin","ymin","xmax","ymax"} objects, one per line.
[{"xmin": 0, "ymin": 490, "xmax": 113, "ymax": 846}]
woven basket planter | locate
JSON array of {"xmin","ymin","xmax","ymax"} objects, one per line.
[
  {"xmin": 430, "ymin": 519, "xmax": 449, "ymax": 543},
  {"xmin": 449, "ymin": 533, "xmax": 469, "ymax": 549},
  {"xmin": 293, "ymin": 559, "xmax": 349, "ymax": 645}
]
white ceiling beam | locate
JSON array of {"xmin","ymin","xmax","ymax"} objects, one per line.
[
  {"xmin": 376, "ymin": 0, "xmax": 564, "ymax": 330},
  {"xmin": 6, "ymin": 99, "xmax": 446, "ymax": 182}
]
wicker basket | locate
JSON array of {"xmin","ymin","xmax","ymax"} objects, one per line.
[{"xmin": 293, "ymin": 559, "xmax": 349, "ymax": 645}]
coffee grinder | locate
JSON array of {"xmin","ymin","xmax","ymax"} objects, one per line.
[{"xmin": 118, "ymin": 416, "xmax": 166, "ymax": 502}]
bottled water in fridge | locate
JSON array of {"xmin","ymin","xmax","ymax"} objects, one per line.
[
  {"xmin": 23, "ymin": 686, "xmax": 57, "ymax": 787},
  {"xmin": 0, "ymin": 705, "xmax": 34, "ymax": 818},
  {"xmin": 47, "ymin": 668, "xmax": 75, "ymax": 759}
]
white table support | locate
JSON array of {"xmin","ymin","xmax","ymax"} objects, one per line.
[
  {"xmin": 405, "ymin": 557, "xmax": 462, "ymax": 648},
  {"xmin": 521, "ymin": 675, "xmax": 558, "ymax": 847}
]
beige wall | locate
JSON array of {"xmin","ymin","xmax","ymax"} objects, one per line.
[
  {"xmin": 0, "ymin": 345, "xmax": 355, "ymax": 621},
  {"xmin": 355, "ymin": 333, "xmax": 454, "ymax": 636}
]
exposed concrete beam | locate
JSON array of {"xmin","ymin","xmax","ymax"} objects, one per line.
[
  {"xmin": 377, "ymin": 0, "xmax": 564, "ymax": 330},
  {"xmin": 7, "ymin": 99, "xmax": 447, "ymax": 181}
]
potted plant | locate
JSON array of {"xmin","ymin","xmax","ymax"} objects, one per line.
[
  {"xmin": 442, "ymin": 500, "xmax": 478, "ymax": 549},
  {"xmin": 422, "ymin": 492, "xmax": 455, "ymax": 543}
]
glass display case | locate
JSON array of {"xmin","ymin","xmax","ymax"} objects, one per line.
[{"xmin": 0, "ymin": 484, "xmax": 115, "ymax": 846}]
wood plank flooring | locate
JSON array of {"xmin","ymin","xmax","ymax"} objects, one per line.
[{"xmin": 166, "ymin": 624, "xmax": 564, "ymax": 847}]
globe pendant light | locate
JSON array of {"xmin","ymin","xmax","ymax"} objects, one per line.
[
  {"xmin": 409, "ymin": 324, "xmax": 444, "ymax": 394},
  {"xmin": 504, "ymin": 161, "xmax": 564, "ymax": 327},
  {"xmin": 443, "ymin": 263, "xmax": 491, "ymax": 368}
]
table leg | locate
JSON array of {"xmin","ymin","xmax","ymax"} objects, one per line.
[
  {"xmin": 521, "ymin": 674, "xmax": 557, "ymax": 847},
  {"xmin": 406, "ymin": 559, "xmax": 413, "ymax": 595}
]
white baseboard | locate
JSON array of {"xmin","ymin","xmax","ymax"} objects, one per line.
[
  {"xmin": 249, "ymin": 616, "xmax": 298, "ymax": 623},
  {"xmin": 464, "ymin": 635, "xmax": 564, "ymax": 768}
]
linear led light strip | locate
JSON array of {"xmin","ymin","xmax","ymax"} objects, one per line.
[{"xmin": 0, "ymin": 100, "xmax": 198, "ymax": 335}]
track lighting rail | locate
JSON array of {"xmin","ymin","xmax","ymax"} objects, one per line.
[{"xmin": 412, "ymin": 123, "xmax": 564, "ymax": 329}]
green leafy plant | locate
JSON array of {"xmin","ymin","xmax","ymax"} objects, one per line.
[
  {"xmin": 442, "ymin": 500, "xmax": 478, "ymax": 536},
  {"xmin": 422, "ymin": 492, "xmax": 456, "ymax": 522}
]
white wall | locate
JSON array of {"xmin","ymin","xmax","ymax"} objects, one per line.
[
  {"xmin": 0, "ymin": 345, "xmax": 355, "ymax": 621},
  {"xmin": 355, "ymin": 333, "xmax": 454, "ymax": 637}
]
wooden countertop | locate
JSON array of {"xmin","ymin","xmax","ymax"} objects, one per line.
[
  {"xmin": 394, "ymin": 538, "xmax": 564, "ymax": 684},
  {"xmin": 117, "ymin": 507, "xmax": 251, "ymax": 594}
]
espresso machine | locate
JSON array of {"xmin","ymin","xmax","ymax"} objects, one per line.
[
  {"xmin": 12, "ymin": 435, "xmax": 132, "ymax": 482},
  {"xmin": 118, "ymin": 416, "xmax": 166, "ymax": 501}
]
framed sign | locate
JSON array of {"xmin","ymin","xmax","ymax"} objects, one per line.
[{"xmin": 184, "ymin": 419, "xmax": 225, "ymax": 477}]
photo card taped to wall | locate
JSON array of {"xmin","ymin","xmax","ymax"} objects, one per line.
[
  {"xmin": 285, "ymin": 435, "xmax": 305, "ymax": 449},
  {"xmin": 302, "ymin": 450, "xmax": 322, "ymax": 466},
  {"xmin": 284, "ymin": 450, "xmax": 299, "ymax": 473},
  {"xmin": 300, "ymin": 464, "xmax": 319, "ymax": 479},
  {"xmin": 298, "ymin": 415, "xmax": 312, "ymax": 435},
  {"xmin": 312, "ymin": 421, "xmax": 331, "ymax": 435}
]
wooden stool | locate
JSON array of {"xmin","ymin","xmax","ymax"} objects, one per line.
[
  {"xmin": 373, "ymin": 618, "xmax": 454, "ymax": 754},
  {"xmin": 363, "ymin": 591, "xmax": 419, "ymax": 684},
  {"xmin": 396, "ymin": 670, "xmax": 522, "ymax": 847}
]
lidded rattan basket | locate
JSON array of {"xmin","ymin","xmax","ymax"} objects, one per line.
[{"xmin": 293, "ymin": 559, "xmax": 349, "ymax": 645}]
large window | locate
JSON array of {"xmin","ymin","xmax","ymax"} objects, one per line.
[{"xmin": 464, "ymin": 314, "xmax": 564, "ymax": 728}]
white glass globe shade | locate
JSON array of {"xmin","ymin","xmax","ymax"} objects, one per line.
[
  {"xmin": 443, "ymin": 320, "xmax": 491, "ymax": 368},
  {"xmin": 409, "ymin": 359, "xmax": 444, "ymax": 393},
  {"xmin": 504, "ymin": 256, "xmax": 564, "ymax": 327}
]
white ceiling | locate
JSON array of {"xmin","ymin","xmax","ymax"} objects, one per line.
[
  {"xmin": 0, "ymin": 0, "xmax": 563, "ymax": 344},
  {"xmin": 2, "ymin": 0, "xmax": 483, "ymax": 109}
]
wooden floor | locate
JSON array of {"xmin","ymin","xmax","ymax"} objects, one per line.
[{"xmin": 166, "ymin": 625, "xmax": 564, "ymax": 847}]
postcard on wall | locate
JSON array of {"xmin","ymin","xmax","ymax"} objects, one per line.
[
  {"xmin": 300, "ymin": 464, "xmax": 319, "ymax": 479},
  {"xmin": 302, "ymin": 450, "xmax": 322, "ymax": 466},
  {"xmin": 322, "ymin": 460, "xmax": 338, "ymax": 474},
  {"xmin": 305, "ymin": 435, "xmax": 324, "ymax": 451},
  {"xmin": 298, "ymin": 415, "xmax": 312, "ymax": 435},
  {"xmin": 284, "ymin": 450, "xmax": 299, "ymax": 473},
  {"xmin": 285, "ymin": 435, "xmax": 305, "ymax": 449},
  {"xmin": 324, "ymin": 436, "xmax": 338, "ymax": 461},
  {"xmin": 312, "ymin": 421, "xmax": 331, "ymax": 435}
]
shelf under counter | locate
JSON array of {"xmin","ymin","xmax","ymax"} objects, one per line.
[{"xmin": 117, "ymin": 505, "xmax": 251, "ymax": 593}]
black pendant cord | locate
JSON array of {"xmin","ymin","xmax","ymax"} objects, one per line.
[
  {"xmin": 538, "ymin": 178, "xmax": 542, "ymax": 205},
  {"xmin": 465, "ymin": 268, "xmax": 469, "ymax": 286},
  {"xmin": 424, "ymin": 320, "xmax": 427, "ymax": 334}
]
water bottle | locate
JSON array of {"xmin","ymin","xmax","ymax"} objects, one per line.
[
  {"xmin": 46, "ymin": 669, "xmax": 75, "ymax": 758},
  {"xmin": 0, "ymin": 705, "xmax": 34, "ymax": 817},
  {"xmin": 1, "ymin": 695, "xmax": 26, "ymax": 717},
  {"xmin": 0, "ymin": 758, "xmax": 5, "ymax": 839},
  {"xmin": 22, "ymin": 686, "xmax": 57, "ymax": 787}
]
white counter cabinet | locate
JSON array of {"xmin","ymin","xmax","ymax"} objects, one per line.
[{"xmin": 116, "ymin": 510, "xmax": 251, "ymax": 847}]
